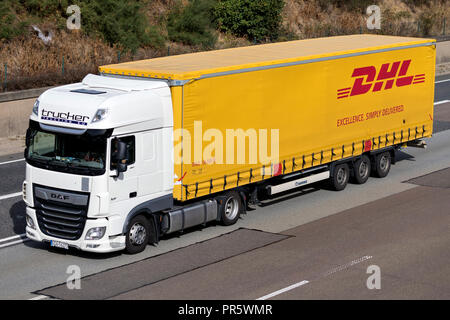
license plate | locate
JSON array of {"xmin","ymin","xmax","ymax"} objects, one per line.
[{"xmin": 50, "ymin": 240, "xmax": 69, "ymax": 250}]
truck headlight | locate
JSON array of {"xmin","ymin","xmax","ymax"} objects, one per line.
[
  {"xmin": 85, "ymin": 227, "xmax": 106, "ymax": 240},
  {"xmin": 32, "ymin": 99, "xmax": 39, "ymax": 116},
  {"xmin": 22, "ymin": 181, "xmax": 27, "ymax": 201},
  {"xmin": 26, "ymin": 215, "xmax": 36, "ymax": 230},
  {"xmin": 92, "ymin": 109, "xmax": 108, "ymax": 123}
]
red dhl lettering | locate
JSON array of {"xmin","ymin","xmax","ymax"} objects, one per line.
[{"xmin": 337, "ymin": 60, "xmax": 425, "ymax": 99}]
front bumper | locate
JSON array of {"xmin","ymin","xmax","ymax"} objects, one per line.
[{"xmin": 25, "ymin": 207, "xmax": 125, "ymax": 253}]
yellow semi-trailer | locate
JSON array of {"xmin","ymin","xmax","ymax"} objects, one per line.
[
  {"xmin": 100, "ymin": 34, "xmax": 435, "ymax": 201},
  {"xmin": 24, "ymin": 35, "xmax": 435, "ymax": 254}
]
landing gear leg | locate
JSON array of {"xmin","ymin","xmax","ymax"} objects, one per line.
[{"xmin": 248, "ymin": 187, "xmax": 261, "ymax": 207}]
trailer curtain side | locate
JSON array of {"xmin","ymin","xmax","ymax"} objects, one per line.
[{"xmin": 99, "ymin": 35, "xmax": 435, "ymax": 201}]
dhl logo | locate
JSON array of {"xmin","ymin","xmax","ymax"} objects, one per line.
[{"xmin": 337, "ymin": 60, "xmax": 425, "ymax": 99}]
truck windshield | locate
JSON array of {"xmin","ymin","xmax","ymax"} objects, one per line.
[{"xmin": 25, "ymin": 122, "xmax": 109, "ymax": 176}]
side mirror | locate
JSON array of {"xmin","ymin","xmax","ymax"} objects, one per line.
[
  {"xmin": 24, "ymin": 128, "xmax": 32, "ymax": 159},
  {"xmin": 111, "ymin": 139, "xmax": 128, "ymax": 176},
  {"xmin": 25, "ymin": 128, "xmax": 32, "ymax": 147},
  {"xmin": 117, "ymin": 162, "xmax": 128, "ymax": 173},
  {"xmin": 116, "ymin": 140, "xmax": 127, "ymax": 161}
]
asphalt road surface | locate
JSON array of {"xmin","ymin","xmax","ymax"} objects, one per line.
[
  {"xmin": 109, "ymin": 182, "xmax": 450, "ymax": 300},
  {"xmin": 0, "ymin": 76, "xmax": 449, "ymax": 299}
]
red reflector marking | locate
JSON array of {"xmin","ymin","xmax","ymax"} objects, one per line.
[
  {"xmin": 273, "ymin": 163, "xmax": 282, "ymax": 176},
  {"xmin": 364, "ymin": 140, "xmax": 372, "ymax": 152}
]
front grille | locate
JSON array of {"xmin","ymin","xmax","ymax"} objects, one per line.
[{"xmin": 33, "ymin": 185, "xmax": 89, "ymax": 241}]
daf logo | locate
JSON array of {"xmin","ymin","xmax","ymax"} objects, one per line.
[{"xmin": 51, "ymin": 193, "xmax": 69, "ymax": 201}]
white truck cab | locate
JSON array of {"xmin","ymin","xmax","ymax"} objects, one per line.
[{"xmin": 24, "ymin": 74, "xmax": 176, "ymax": 253}]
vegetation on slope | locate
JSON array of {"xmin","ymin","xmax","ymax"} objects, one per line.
[{"xmin": 0, "ymin": 0, "xmax": 448, "ymax": 91}]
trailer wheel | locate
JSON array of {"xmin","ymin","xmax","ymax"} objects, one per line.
[
  {"xmin": 125, "ymin": 215, "xmax": 150, "ymax": 254},
  {"xmin": 353, "ymin": 155, "xmax": 371, "ymax": 184},
  {"xmin": 330, "ymin": 163, "xmax": 349, "ymax": 191},
  {"xmin": 217, "ymin": 191, "xmax": 242, "ymax": 226},
  {"xmin": 374, "ymin": 152, "xmax": 391, "ymax": 178}
]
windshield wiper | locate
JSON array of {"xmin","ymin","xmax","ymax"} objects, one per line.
[
  {"xmin": 28, "ymin": 156, "xmax": 52, "ymax": 166},
  {"xmin": 28, "ymin": 155, "xmax": 103, "ymax": 175},
  {"xmin": 49, "ymin": 159, "xmax": 69, "ymax": 168},
  {"xmin": 67, "ymin": 162, "xmax": 101, "ymax": 174}
]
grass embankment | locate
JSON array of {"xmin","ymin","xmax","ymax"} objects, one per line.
[{"xmin": 0, "ymin": 0, "xmax": 448, "ymax": 92}]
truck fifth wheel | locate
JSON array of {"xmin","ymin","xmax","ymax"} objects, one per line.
[{"xmin": 23, "ymin": 35, "xmax": 435, "ymax": 253}]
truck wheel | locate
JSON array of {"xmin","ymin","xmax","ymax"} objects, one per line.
[
  {"xmin": 125, "ymin": 215, "xmax": 150, "ymax": 254},
  {"xmin": 217, "ymin": 191, "xmax": 242, "ymax": 226},
  {"xmin": 353, "ymin": 155, "xmax": 371, "ymax": 184},
  {"xmin": 330, "ymin": 163, "xmax": 349, "ymax": 191},
  {"xmin": 374, "ymin": 152, "xmax": 391, "ymax": 178}
]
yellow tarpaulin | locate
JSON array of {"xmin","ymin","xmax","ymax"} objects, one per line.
[
  {"xmin": 99, "ymin": 35, "xmax": 434, "ymax": 81},
  {"xmin": 99, "ymin": 35, "xmax": 436, "ymax": 201}
]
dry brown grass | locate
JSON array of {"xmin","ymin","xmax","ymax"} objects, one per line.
[
  {"xmin": 282, "ymin": 0, "xmax": 449, "ymax": 38},
  {"xmin": 379, "ymin": 0, "xmax": 450, "ymax": 36},
  {"xmin": 1, "ymin": 0, "xmax": 448, "ymax": 92},
  {"xmin": 282, "ymin": 0, "xmax": 365, "ymax": 38},
  {"xmin": 0, "ymin": 29, "xmax": 167, "ymax": 92}
]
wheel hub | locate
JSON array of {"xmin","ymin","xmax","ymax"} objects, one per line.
[
  {"xmin": 359, "ymin": 161, "xmax": 369, "ymax": 178},
  {"xmin": 337, "ymin": 168, "xmax": 347, "ymax": 184},
  {"xmin": 380, "ymin": 155, "xmax": 388, "ymax": 171},
  {"xmin": 225, "ymin": 198, "xmax": 239, "ymax": 220},
  {"xmin": 129, "ymin": 223, "xmax": 146, "ymax": 245}
]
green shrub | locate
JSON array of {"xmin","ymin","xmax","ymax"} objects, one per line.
[
  {"xmin": 76, "ymin": 0, "xmax": 165, "ymax": 52},
  {"xmin": 4, "ymin": 0, "xmax": 164, "ymax": 52},
  {"xmin": 0, "ymin": 1, "xmax": 29, "ymax": 41},
  {"xmin": 17, "ymin": 0, "xmax": 70, "ymax": 18},
  {"xmin": 214, "ymin": 0, "xmax": 284, "ymax": 42},
  {"xmin": 167, "ymin": 0, "xmax": 217, "ymax": 49}
]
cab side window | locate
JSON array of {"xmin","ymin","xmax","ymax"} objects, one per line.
[
  {"xmin": 121, "ymin": 136, "xmax": 135, "ymax": 165},
  {"xmin": 110, "ymin": 136, "xmax": 135, "ymax": 169}
]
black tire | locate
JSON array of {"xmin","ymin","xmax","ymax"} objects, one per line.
[
  {"xmin": 125, "ymin": 215, "xmax": 150, "ymax": 254},
  {"xmin": 217, "ymin": 191, "xmax": 243, "ymax": 226},
  {"xmin": 352, "ymin": 155, "xmax": 371, "ymax": 184},
  {"xmin": 330, "ymin": 163, "xmax": 349, "ymax": 191},
  {"xmin": 374, "ymin": 152, "xmax": 391, "ymax": 178}
]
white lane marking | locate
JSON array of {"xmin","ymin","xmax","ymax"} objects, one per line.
[
  {"xmin": 323, "ymin": 255, "xmax": 372, "ymax": 276},
  {"xmin": 0, "ymin": 238, "xmax": 29, "ymax": 249},
  {"xmin": 434, "ymin": 100, "xmax": 450, "ymax": 106},
  {"xmin": 0, "ymin": 192, "xmax": 22, "ymax": 201},
  {"xmin": 256, "ymin": 255, "xmax": 373, "ymax": 300},
  {"xmin": 28, "ymin": 295, "xmax": 48, "ymax": 300},
  {"xmin": 0, "ymin": 233, "xmax": 26, "ymax": 243},
  {"xmin": 0, "ymin": 158, "xmax": 25, "ymax": 166},
  {"xmin": 435, "ymin": 79, "xmax": 450, "ymax": 84},
  {"xmin": 257, "ymin": 280, "xmax": 310, "ymax": 300}
]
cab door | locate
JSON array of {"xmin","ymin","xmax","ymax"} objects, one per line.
[{"xmin": 108, "ymin": 135, "xmax": 138, "ymax": 206}]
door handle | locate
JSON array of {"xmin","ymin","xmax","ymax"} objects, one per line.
[{"xmin": 129, "ymin": 192, "xmax": 137, "ymax": 198}]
